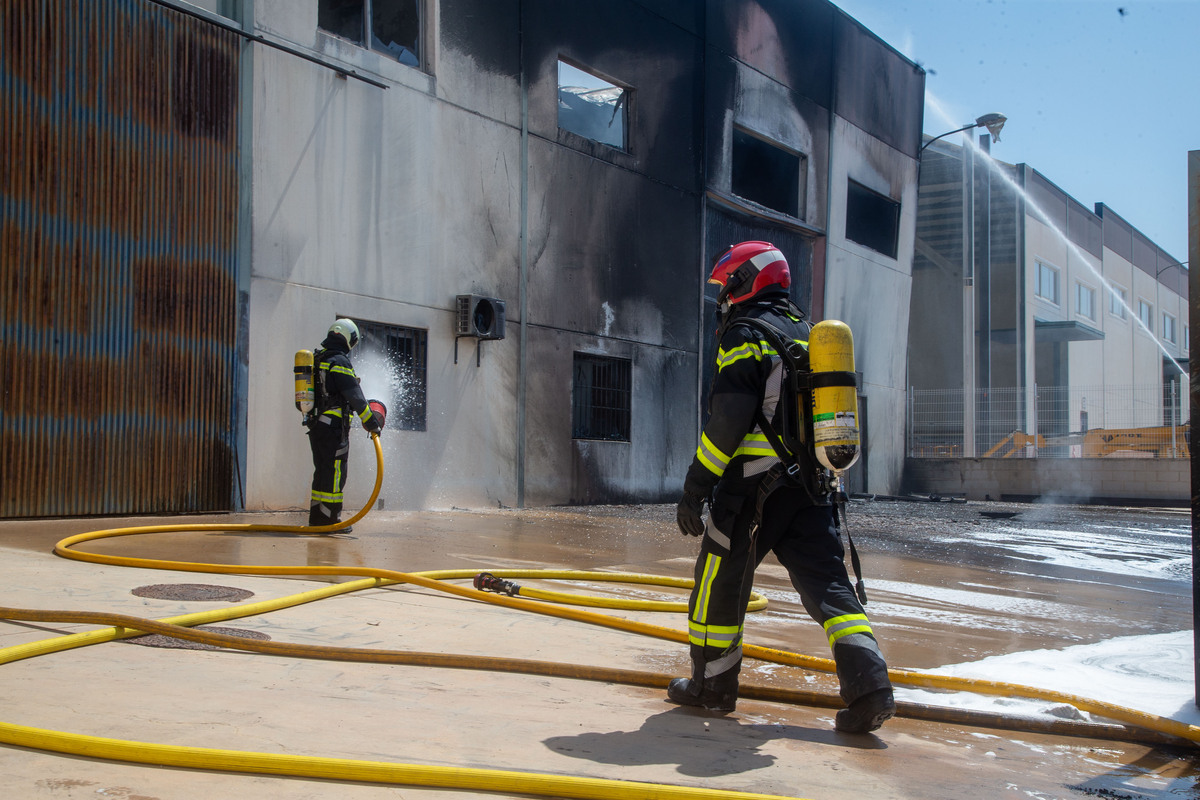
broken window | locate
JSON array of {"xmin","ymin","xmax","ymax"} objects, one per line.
[
  {"xmin": 557, "ymin": 60, "xmax": 627, "ymax": 151},
  {"xmin": 318, "ymin": 0, "xmax": 421, "ymax": 67},
  {"xmin": 731, "ymin": 127, "xmax": 805, "ymax": 219},
  {"xmin": 845, "ymin": 179, "xmax": 899, "ymax": 258},
  {"xmin": 572, "ymin": 353, "xmax": 632, "ymax": 441}
]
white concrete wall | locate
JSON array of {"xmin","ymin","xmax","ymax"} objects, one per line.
[
  {"xmin": 1023, "ymin": 214, "xmax": 1187, "ymax": 432},
  {"xmin": 244, "ymin": 19, "xmax": 524, "ymax": 512},
  {"xmin": 823, "ymin": 118, "xmax": 917, "ymax": 495}
]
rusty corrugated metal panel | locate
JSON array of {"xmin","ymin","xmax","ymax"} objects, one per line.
[{"xmin": 1, "ymin": 0, "xmax": 240, "ymax": 517}]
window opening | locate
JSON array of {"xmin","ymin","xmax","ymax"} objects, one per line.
[
  {"xmin": 318, "ymin": 0, "xmax": 420, "ymax": 67},
  {"xmin": 572, "ymin": 353, "xmax": 631, "ymax": 441},
  {"xmin": 845, "ymin": 180, "xmax": 899, "ymax": 258},
  {"xmin": 557, "ymin": 60, "xmax": 627, "ymax": 150},
  {"xmin": 1075, "ymin": 282, "xmax": 1095, "ymax": 321},
  {"xmin": 1034, "ymin": 261, "xmax": 1059, "ymax": 305},
  {"xmin": 1163, "ymin": 312, "xmax": 1177, "ymax": 344},
  {"xmin": 356, "ymin": 320, "xmax": 428, "ymax": 431},
  {"xmin": 731, "ymin": 127, "xmax": 804, "ymax": 219},
  {"xmin": 1109, "ymin": 284, "xmax": 1127, "ymax": 319},
  {"xmin": 1138, "ymin": 299, "xmax": 1153, "ymax": 332}
]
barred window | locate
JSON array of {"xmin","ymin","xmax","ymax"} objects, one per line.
[
  {"xmin": 572, "ymin": 353, "xmax": 631, "ymax": 441},
  {"xmin": 356, "ymin": 320, "xmax": 427, "ymax": 431}
]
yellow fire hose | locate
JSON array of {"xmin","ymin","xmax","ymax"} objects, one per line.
[{"xmin": 1, "ymin": 432, "xmax": 1196, "ymax": 800}]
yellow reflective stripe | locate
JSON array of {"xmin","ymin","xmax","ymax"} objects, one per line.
[
  {"xmin": 716, "ymin": 335, "xmax": 807, "ymax": 370},
  {"xmin": 828, "ymin": 624, "xmax": 873, "ymax": 646},
  {"xmin": 716, "ymin": 341, "xmax": 762, "ymax": 369},
  {"xmin": 694, "ymin": 553, "xmax": 721, "ymax": 624},
  {"xmin": 687, "ymin": 554, "xmax": 746, "ymax": 648},
  {"xmin": 333, "ymin": 458, "xmax": 343, "ymax": 493},
  {"xmin": 310, "ymin": 490, "xmax": 343, "ymax": 503},
  {"xmin": 696, "ymin": 432, "xmax": 730, "ymax": 477},
  {"xmin": 328, "ymin": 364, "xmax": 357, "ymax": 378},
  {"xmin": 734, "ymin": 433, "xmax": 775, "ymax": 458},
  {"xmin": 323, "ymin": 409, "xmax": 344, "ymax": 419},
  {"xmin": 823, "ymin": 613, "xmax": 874, "ymax": 648},
  {"xmin": 357, "ymin": 407, "xmax": 374, "ymax": 424},
  {"xmin": 687, "ymin": 621, "xmax": 741, "ymax": 648}
]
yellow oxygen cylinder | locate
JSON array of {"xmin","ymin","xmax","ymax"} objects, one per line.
[
  {"xmin": 294, "ymin": 349, "xmax": 315, "ymax": 418},
  {"xmin": 808, "ymin": 320, "xmax": 860, "ymax": 472}
]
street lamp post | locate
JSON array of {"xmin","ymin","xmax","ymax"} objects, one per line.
[
  {"xmin": 918, "ymin": 113, "xmax": 1007, "ymax": 457},
  {"xmin": 919, "ymin": 113, "xmax": 1007, "ymax": 154}
]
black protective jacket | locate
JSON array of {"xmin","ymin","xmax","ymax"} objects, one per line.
[
  {"xmin": 683, "ymin": 290, "xmax": 826, "ymax": 502},
  {"xmin": 313, "ymin": 334, "xmax": 379, "ymax": 433}
]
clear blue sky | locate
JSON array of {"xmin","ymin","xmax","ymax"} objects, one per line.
[{"xmin": 833, "ymin": 0, "xmax": 1197, "ymax": 266}]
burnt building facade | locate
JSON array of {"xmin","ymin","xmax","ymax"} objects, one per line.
[{"xmin": 1, "ymin": 0, "xmax": 923, "ymax": 516}]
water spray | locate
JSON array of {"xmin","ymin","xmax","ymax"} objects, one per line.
[{"xmin": 926, "ymin": 92, "xmax": 1186, "ymax": 377}]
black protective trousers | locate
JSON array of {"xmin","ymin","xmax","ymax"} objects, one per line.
[
  {"xmin": 686, "ymin": 482, "xmax": 892, "ymax": 705},
  {"xmin": 307, "ymin": 416, "xmax": 351, "ymax": 526}
]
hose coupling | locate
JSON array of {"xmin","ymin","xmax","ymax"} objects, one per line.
[{"xmin": 473, "ymin": 572, "xmax": 520, "ymax": 596}]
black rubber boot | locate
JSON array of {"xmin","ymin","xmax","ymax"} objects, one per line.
[
  {"xmin": 666, "ymin": 677, "xmax": 737, "ymax": 713},
  {"xmin": 308, "ymin": 508, "xmax": 349, "ymax": 533},
  {"xmin": 835, "ymin": 688, "xmax": 895, "ymax": 733}
]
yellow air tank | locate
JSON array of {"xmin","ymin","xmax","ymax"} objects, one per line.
[
  {"xmin": 294, "ymin": 349, "xmax": 315, "ymax": 418},
  {"xmin": 808, "ymin": 320, "xmax": 860, "ymax": 472}
]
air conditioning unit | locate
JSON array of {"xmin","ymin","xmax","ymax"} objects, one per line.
[{"xmin": 456, "ymin": 295, "xmax": 506, "ymax": 340}]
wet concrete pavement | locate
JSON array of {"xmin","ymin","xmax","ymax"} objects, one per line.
[{"xmin": 0, "ymin": 498, "xmax": 1195, "ymax": 799}]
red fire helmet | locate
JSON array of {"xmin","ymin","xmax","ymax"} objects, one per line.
[{"xmin": 708, "ymin": 241, "xmax": 790, "ymax": 305}]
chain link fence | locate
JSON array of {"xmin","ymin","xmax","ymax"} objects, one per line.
[{"xmin": 909, "ymin": 382, "xmax": 1189, "ymax": 458}]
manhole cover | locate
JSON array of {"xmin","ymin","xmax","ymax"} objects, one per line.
[
  {"xmin": 131, "ymin": 584, "xmax": 255, "ymax": 602},
  {"xmin": 125, "ymin": 626, "xmax": 272, "ymax": 651}
]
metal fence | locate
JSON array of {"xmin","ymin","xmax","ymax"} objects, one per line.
[{"xmin": 909, "ymin": 383, "xmax": 1189, "ymax": 459}]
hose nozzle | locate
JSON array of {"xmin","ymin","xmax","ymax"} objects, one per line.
[{"xmin": 473, "ymin": 572, "xmax": 521, "ymax": 596}]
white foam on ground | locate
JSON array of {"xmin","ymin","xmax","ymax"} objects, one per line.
[{"xmin": 895, "ymin": 630, "xmax": 1200, "ymax": 726}]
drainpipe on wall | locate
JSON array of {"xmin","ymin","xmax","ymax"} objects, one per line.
[
  {"xmin": 1186, "ymin": 149, "xmax": 1198, "ymax": 709},
  {"xmin": 516, "ymin": 2, "xmax": 529, "ymax": 508},
  {"xmin": 233, "ymin": 0, "xmax": 256, "ymax": 510}
]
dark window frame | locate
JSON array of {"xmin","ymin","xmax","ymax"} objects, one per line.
[
  {"xmin": 556, "ymin": 58, "xmax": 630, "ymax": 152},
  {"xmin": 317, "ymin": 0, "xmax": 422, "ymax": 68},
  {"xmin": 731, "ymin": 126, "xmax": 806, "ymax": 220},
  {"xmin": 572, "ymin": 353, "xmax": 632, "ymax": 442},
  {"xmin": 845, "ymin": 179, "xmax": 900, "ymax": 259}
]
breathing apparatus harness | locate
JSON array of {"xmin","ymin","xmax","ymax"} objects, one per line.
[{"xmin": 720, "ymin": 301, "xmax": 869, "ymax": 603}]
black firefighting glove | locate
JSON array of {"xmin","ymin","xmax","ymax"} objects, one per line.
[
  {"xmin": 676, "ymin": 490, "xmax": 707, "ymax": 537},
  {"xmin": 677, "ymin": 463, "xmax": 717, "ymax": 537},
  {"xmin": 362, "ymin": 407, "xmax": 383, "ymax": 436}
]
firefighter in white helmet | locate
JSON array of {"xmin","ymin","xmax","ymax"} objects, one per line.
[
  {"xmin": 305, "ymin": 318, "xmax": 383, "ymax": 531},
  {"xmin": 669, "ymin": 242, "xmax": 894, "ymax": 734}
]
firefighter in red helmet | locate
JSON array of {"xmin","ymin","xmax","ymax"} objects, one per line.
[{"xmin": 669, "ymin": 241, "xmax": 894, "ymax": 733}]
